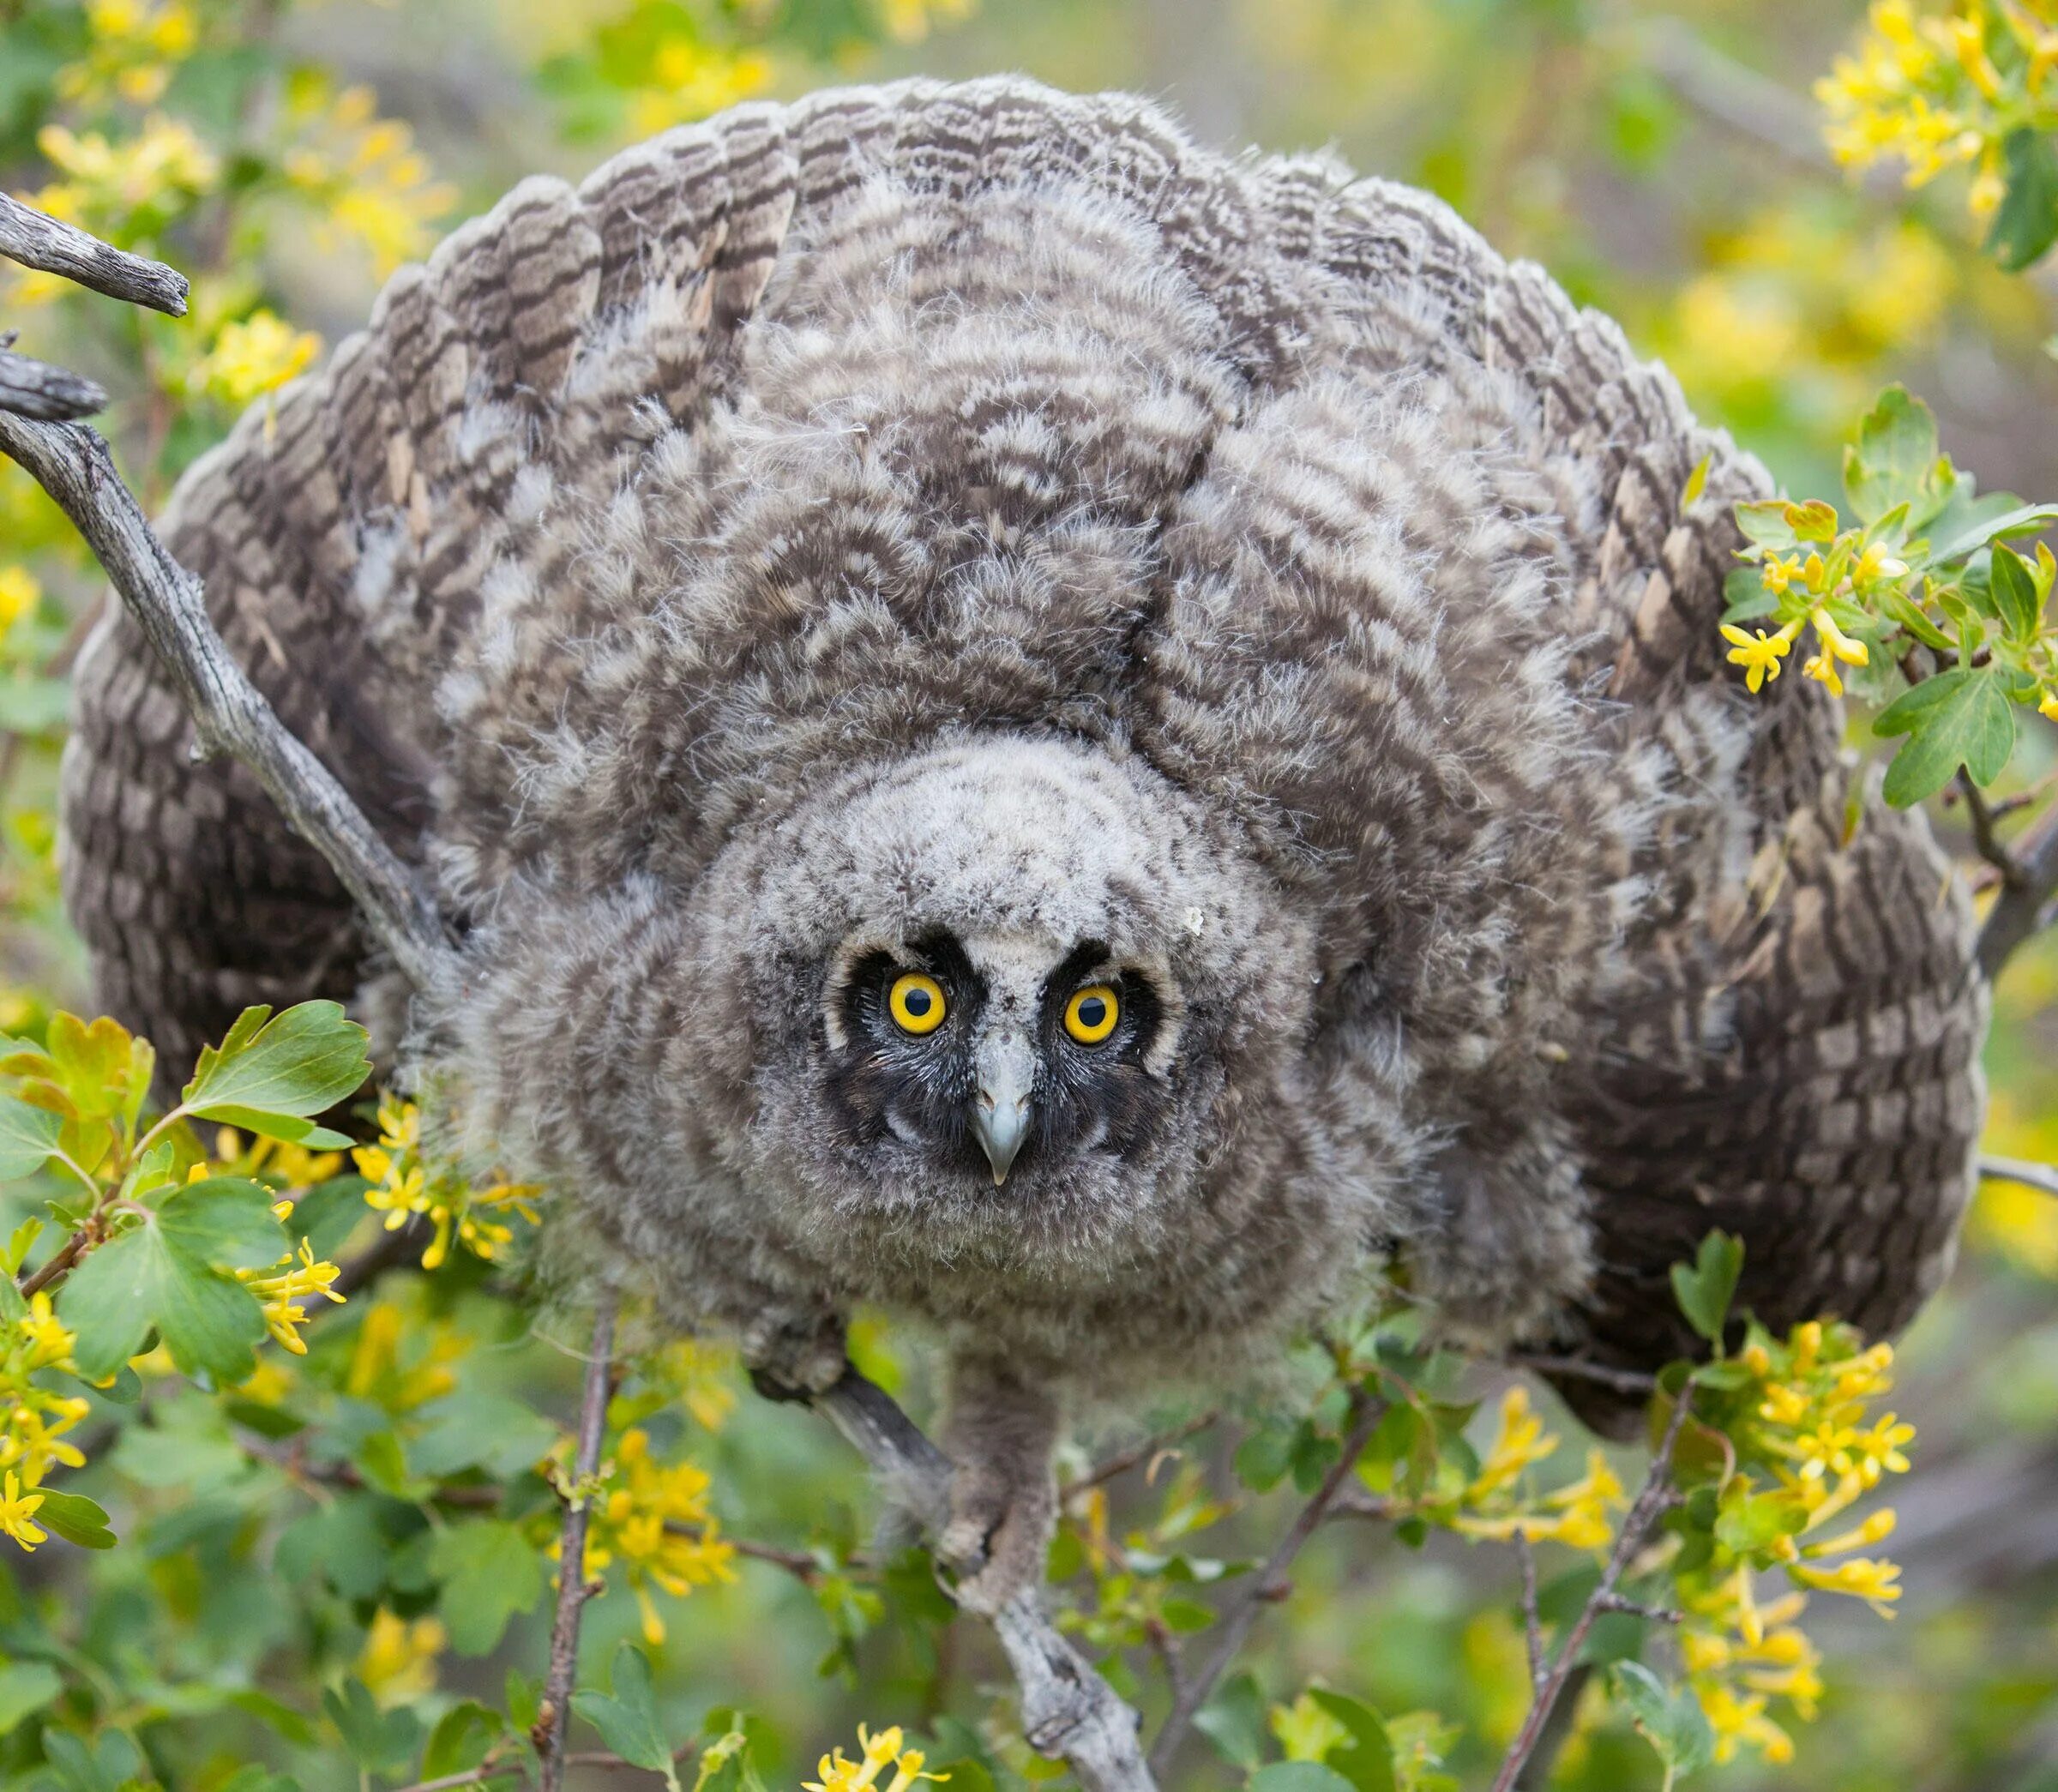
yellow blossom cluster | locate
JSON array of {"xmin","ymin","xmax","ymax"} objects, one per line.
[
  {"xmin": 1818, "ymin": 1, "xmax": 2058, "ymax": 219},
  {"xmin": 1721, "ymin": 506, "xmax": 1899, "ymax": 700},
  {"xmin": 805, "ymin": 1723, "xmax": 948, "ymax": 1792},
  {"xmin": 186, "ymin": 310, "xmax": 323, "ymax": 410},
  {"xmin": 55, "ymin": 0, "xmax": 201, "ymax": 108},
  {"xmin": 1672, "ymin": 1320, "xmax": 1915, "ymax": 1762},
  {"xmin": 354, "ymin": 1096, "xmax": 540, "ymax": 1271},
  {"xmin": 0, "ymin": 567, "xmax": 40, "ymax": 640},
  {"xmin": 357, "ymin": 1609, "xmax": 447, "ymax": 1708},
  {"xmin": 346, "ymin": 1299, "xmax": 467, "ymax": 1413},
  {"xmin": 624, "ymin": 41, "xmax": 775, "ymax": 138},
  {"xmin": 1443, "ymin": 1386, "xmax": 1627, "ymax": 1551},
  {"xmin": 570, "ymin": 1426, "xmax": 737, "ymax": 1645},
  {"xmin": 0, "ymin": 1292, "xmax": 90, "ymax": 1551},
  {"xmin": 280, "ymin": 81, "xmax": 457, "ymax": 277}
]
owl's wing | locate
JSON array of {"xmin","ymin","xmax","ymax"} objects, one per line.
[
  {"xmin": 62, "ymin": 105, "xmax": 809, "ymax": 1074},
  {"xmin": 1336, "ymin": 195, "xmax": 1989, "ymax": 1397}
]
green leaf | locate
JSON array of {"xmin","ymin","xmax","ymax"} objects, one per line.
[
  {"xmin": 1305, "ymin": 1690, "xmax": 1397, "ymax": 1792},
  {"xmin": 181, "ymin": 1002, "xmax": 372, "ymax": 1140},
  {"xmin": 423, "ymin": 1701, "xmax": 506, "ymax": 1778},
  {"xmin": 0, "ymin": 1095, "xmax": 63, "ymax": 1182},
  {"xmin": 1234, "ymin": 1420, "xmax": 1296, "ymax": 1493},
  {"xmin": 1197, "ymin": 1671, "xmax": 1272, "ymax": 1771},
  {"xmin": 430, "ymin": 1519, "xmax": 546, "ymax": 1656},
  {"xmin": 322, "ymin": 1676, "xmax": 421, "ymax": 1775},
  {"xmin": 33, "ymin": 1488, "xmax": 115, "ymax": 1549},
  {"xmin": 1719, "ymin": 567, "xmax": 1778, "ymax": 622},
  {"xmin": 1670, "ymin": 1230, "xmax": 1743, "ymax": 1346},
  {"xmin": 1732, "ymin": 500, "xmax": 1796, "ymax": 550},
  {"xmin": 1249, "ymin": 1767, "xmax": 1358, "ymax": 1792},
  {"xmin": 1876, "ymin": 666, "xmax": 2017, "ymax": 805},
  {"xmin": 409, "ymin": 1392, "xmax": 562, "ymax": 1480},
  {"xmin": 573, "ymin": 1643, "xmax": 676, "ymax": 1773},
  {"xmin": 1985, "ymin": 125, "xmax": 2058, "ymax": 272},
  {"xmin": 59, "ymin": 1218, "xmax": 266, "ymax": 1383},
  {"xmin": 1842, "ymin": 386, "xmax": 1940, "ymax": 526},
  {"xmin": 0, "ymin": 1660, "xmax": 62, "ymax": 1735},
  {"xmin": 1990, "ymin": 544, "xmax": 2043, "ymax": 641},
  {"xmin": 155, "ymin": 1176, "xmax": 291, "ymax": 1270},
  {"xmin": 1929, "ymin": 501, "xmax": 2058, "ymax": 566},
  {"xmin": 1881, "ymin": 586, "xmax": 1956, "ymax": 651},
  {"xmin": 1610, "ymin": 1661, "xmax": 1716, "ymax": 1777}
]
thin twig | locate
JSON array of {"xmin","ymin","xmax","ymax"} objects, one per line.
[
  {"xmin": 1149, "ymin": 1391, "xmax": 1387, "ymax": 1777},
  {"xmin": 17, "ymin": 1229, "xmax": 88, "ymax": 1298},
  {"xmin": 1505, "ymin": 1353, "xmax": 1660, "ymax": 1398},
  {"xmin": 1954, "ymin": 773, "xmax": 2026, "ymax": 889},
  {"xmin": 0, "ymin": 347, "xmax": 106, "ymax": 423},
  {"xmin": 535, "ymin": 1291, "xmax": 618, "ymax": 1792},
  {"xmin": 383, "ymin": 1764, "xmax": 523, "ymax": 1792},
  {"xmin": 1063, "ymin": 1410, "xmax": 1221, "ymax": 1499},
  {"xmin": 809, "ymin": 1369, "xmax": 1157, "ymax": 1792},
  {"xmin": 1981, "ymin": 799, "xmax": 2058, "ymax": 978},
  {"xmin": 0, "ymin": 412, "xmax": 453, "ymax": 990},
  {"xmin": 1982, "ymin": 1156, "xmax": 2058, "ymax": 1200},
  {"xmin": 1489, "ymin": 1387, "xmax": 1697, "ymax": 1792},
  {"xmin": 1513, "ymin": 1530, "xmax": 1546, "ymax": 1691},
  {"xmin": 0, "ymin": 191, "xmax": 190, "ymax": 316},
  {"xmin": 1513, "ymin": 1661, "xmax": 1592, "ymax": 1792}
]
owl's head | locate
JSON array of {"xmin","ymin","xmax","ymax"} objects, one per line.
[{"xmin": 691, "ymin": 734, "xmax": 1321, "ymax": 1266}]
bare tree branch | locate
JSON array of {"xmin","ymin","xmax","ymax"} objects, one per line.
[
  {"xmin": 535, "ymin": 1291, "xmax": 617, "ymax": 1792},
  {"xmin": 1979, "ymin": 799, "xmax": 2058, "ymax": 979},
  {"xmin": 0, "ymin": 343, "xmax": 106, "ymax": 422},
  {"xmin": 1149, "ymin": 1389, "xmax": 1387, "ymax": 1778},
  {"xmin": 1513, "ymin": 1530, "xmax": 1546, "ymax": 1692},
  {"xmin": 810, "ymin": 1370, "xmax": 1158, "ymax": 1792},
  {"xmin": 0, "ymin": 412, "xmax": 453, "ymax": 989},
  {"xmin": 0, "ymin": 192, "xmax": 190, "ymax": 316},
  {"xmin": 1489, "ymin": 1386, "xmax": 1696, "ymax": 1792},
  {"xmin": 1505, "ymin": 1352, "xmax": 1660, "ymax": 1398},
  {"xmin": 1063, "ymin": 1410, "xmax": 1221, "ymax": 1499},
  {"xmin": 1982, "ymin": 1155, "xmax": 2058, "ymax": 1200}
]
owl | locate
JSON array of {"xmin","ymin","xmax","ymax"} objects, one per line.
[{"xmin": 61, "ymin": 78, "xmax": 1989, "ymax": 1607}]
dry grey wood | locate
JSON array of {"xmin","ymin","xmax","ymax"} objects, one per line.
[
  {"xmin": 1981, "ymin": 1155, "xmax": 2058, "ymax": 1200},
  {"xmin": 0, "ymin": 192, "xmax": 189, "ymax": 316},
  {"xmin": 0, "ymin": 344, "xmax": 105, "ymax": 422},
  {"xmin": 813, "ymin": 1369, "xmax": 1158, "ymax": 1792},
  {"xmin": 0, "ymin": 412, "xmax": 452, "ymax": 989},
  {"xmin": 536, "ymin": 1291, "xmax": 617, "ymax": 1792}
]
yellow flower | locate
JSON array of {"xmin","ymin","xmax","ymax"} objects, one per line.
[
  {"xmin": 189, "ymin": 311, "xmax": 322, "ymax": 408},
  {"xmin": 0, "ymin": 565, "xmax": 39, "ymax": 636},
  {"xmin": 805, "ymin": 1724, "xmax": 948, "ymax": 1792},
  {"xmin": 239, "ymin": 1240, "xmax": 346, "ymax": 1354},
  {"xmin": 284, "ymin": 85, "xmax": 455, "ymax": 276},
  {"xmin": 2040, "ymin": 689, "xmax": 2058, "ymax": 723},
  {"xmin": 1789, "ymin": 1554, "xmax": 1902, "ymax": 1613},
  {"xmin": 1722, "ymin": 622, "xmax": 1799, "ymax": 694},
  {"xmin": 37, "ymin": 114, "xmax": 220, "ymax": 217},
  {"xmin": 626, "ymin": 44, "xmax": 775, "ymax": 136},
  {"xmin": 356, "ymin": 1609, "xmax": 446, "ymax": 1707},
  {"xmin": 355, "ymin": 1096, "xmax": 540, "ymax": 1270},
  {"xmin": 1465, "ymin": 1386, "xmax": 1558, "ymax": 1499},
  {"xmin": 573, "ymin": 1426, "xmax": 737, "ymax": 1644},
  {"xmin": 0, "ymin": 1471, "xmax": 47, "ymax": 1551},
  {"xmin": 56, "ymin": 0, "xmax": 201, "ymax": 106}
]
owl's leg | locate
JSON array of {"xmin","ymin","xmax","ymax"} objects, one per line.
[
  {"xmin": 937, "ymin": 1351, "xmax": 1062, "ymax": 1615},
  {"xmin": 1411, "ymin": 1116, "xmax": 1594, "ymax": 1350},
  {"xmin": 738, "ymin": 1299, "xmax": 849, "ymax": 1400}
]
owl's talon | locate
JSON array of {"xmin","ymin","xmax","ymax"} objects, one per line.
[
  {"xmin": 939, "ymin": 1460, "xmax": 1055, "ymax": 1615},
  {"xmin": 740, "ymin": 1308, "xmax": 848, "ymax": 1400}
]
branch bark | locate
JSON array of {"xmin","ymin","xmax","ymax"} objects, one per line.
[
  {"xmin": 0, "ymin": 192, "xmax": 190, "ymax": 316},
  {"xmin": 1982, "ymin": 1155, "xmax": 2058, "ymax": 1199},
  {"xmin": 0, "ymin": 412, "xmax": 453, "ymax": 989},
  {"xmin": 0, "ymin": 344, "xmax": 106, "ymax": 423},
  {"xmin": 535, "ymin": 1291, "xmax": 617, "ymax": 1792},
  {"xmin": 1149, "ymin": 1389, "xmax": 1387, "ymax": 1778},
  {"xmin": 810, "ymin": 1371, "xmax": 1157, "ymax": 1792}
]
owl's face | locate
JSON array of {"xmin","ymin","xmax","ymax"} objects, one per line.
[
  {"xmin": 822, "ymin": 927, "xmax": 1176, "ymax": 1190},
  {"xmin": 704, "ymin": 734, "xmax": 1321, "ymax": 1266}
]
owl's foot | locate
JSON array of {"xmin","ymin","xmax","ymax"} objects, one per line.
[
  {"xmin": 939, "ymin": 1457, "xmax": 1057, "ymax": 1615},
  {"xmin": 937, "ymin": 1353, "xmax": 1062, "ymax": 1615},
  {"xmin": 740, "ymin": 1304, "xmax": 848, "ymax": 1403}
]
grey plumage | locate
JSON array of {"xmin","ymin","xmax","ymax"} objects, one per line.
[{"xmin": 60, "ymin": 77, "xmax": 1987, "ymax": 1596}]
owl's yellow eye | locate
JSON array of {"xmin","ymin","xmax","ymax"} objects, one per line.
[
  {"xmin": 888, "ymin": 971, "xmax": 948, "ymax": 1035},
  {"xmin": 1063, "ymin": 984, "xmax": 1120, "ymax": 1044}
]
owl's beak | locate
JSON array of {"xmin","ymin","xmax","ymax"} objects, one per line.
[{"xmin": 971, "ymin": 1031, "xmax": 1035, "ymax": 1187}]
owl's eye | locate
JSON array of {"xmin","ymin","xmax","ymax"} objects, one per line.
[
  {"xmin": 1063, "ymin": 984, "xmax": 1120, "ymax": 1045},
  {"xmin": 888, "ymin": 971, "xmax": 948, "ymax": 1036}
]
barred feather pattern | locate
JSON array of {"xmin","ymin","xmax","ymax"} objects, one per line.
[{"xmin": 61, "ymin": 78, "xmax": 1985, "ymax": 1402}]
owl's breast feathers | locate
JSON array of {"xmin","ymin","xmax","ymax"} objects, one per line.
[{"xmin": 61, "ymin": 77, "xmax": 1985, "ymax": 1385}]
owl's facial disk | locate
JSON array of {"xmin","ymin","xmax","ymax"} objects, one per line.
[{"xmin": 825, "ymin": 929, "xmax": 1172, "ymax": 1189}]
